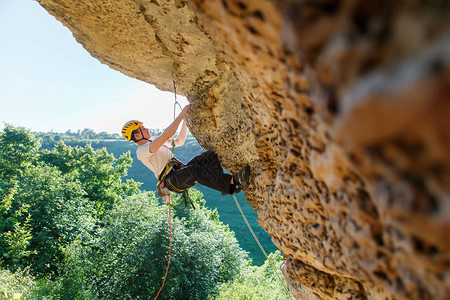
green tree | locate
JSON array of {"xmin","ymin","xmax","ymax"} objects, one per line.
[
  {"xmin": 0, "ymin": 124, "xmax": 40, "ymax": 179},
  {"xmin": 0, "ymin": 162, "xmax": 95, "ymax": 274},
  {"xmin": 215, "ymin": 251, "xmax": 307, "ymax": 300},
  {"xmin": 3, "ymin": 207, "xmax": 33, "ymax": 267},
  {"xmin": 0, "ymin": 266, "xmax": 36, "ymax": 299},
  {"xmin": 40, "ymin": 141, "xmax": 140, "ymax": 214},
  {"xmin": 60, "ymin": 190, "xmax": 248, "ymax": 299},
  {"xmin": 80, "ymin": 129, "xmax": 96, "ymax": 140},
  {"xmin": 0, "ymin": 126, "xmax": 114, "ymax": 274}
]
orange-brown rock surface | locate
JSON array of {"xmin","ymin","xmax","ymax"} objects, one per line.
[{"xmin": 36, "ymin": 0, "xmax": 450, "ymax": 299}]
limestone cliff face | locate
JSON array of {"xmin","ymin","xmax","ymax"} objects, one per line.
[{"xmin": 37, "ymin": 0, "xmax": 449, "ymax": 299}]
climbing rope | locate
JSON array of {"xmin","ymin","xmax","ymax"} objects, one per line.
[
  {"xmin": 172, "ymin": 81, "xmax": 183, "ymax": 119},
  {"xmin": 231, "ymin": 194, "xmax": 295, "ymax": 300},
  {"xmin": 171, "ymin": 80, "xmax": 183, "ymax": 154},
  {"xmin": 155, "ymin": 81, "xmax": 180, "ymax": 299},
  {"xmin": 154, "ymin": 196, "xmax": 172, "ymax": 300}
]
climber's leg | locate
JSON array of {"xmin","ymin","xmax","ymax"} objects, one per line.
[
  {"xmin": 186, "ymin": 151, "xmax": 223, "ymax": 173},
  {"xmin": 166, "ymin": 163, "xmax": 233, "ymax": 195}
]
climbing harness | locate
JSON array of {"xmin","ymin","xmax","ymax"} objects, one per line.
[
  {"xmin": 232, "ymin": 194, "xmax": 296, "ymax": 300},
  {"xmin": 156, "ymin": 158, "xmax": 181, "ymax": 203},
  {"xmin": 157, "ymin": 157, "xmax": 196, "ymax": 209}
]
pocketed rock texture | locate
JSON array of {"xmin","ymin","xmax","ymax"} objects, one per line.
[{"xmin": 37, "ymin": 0, "xmax": 449, "ymax": 299}]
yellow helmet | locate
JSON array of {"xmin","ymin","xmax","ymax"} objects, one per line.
[{"xmin": 121, "ymin": 120, "xmax": 143, "ymax": 141}]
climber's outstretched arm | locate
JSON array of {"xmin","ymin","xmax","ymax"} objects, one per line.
[
  {"xmin": 149, "ymin": 104, "xmax": 191, "ymax": 153},
  {"xmin": 173, "ymin": 120, "xmax": 188, "ymax": 147}
]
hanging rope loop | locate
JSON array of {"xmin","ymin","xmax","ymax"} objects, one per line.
[
  {"xmin": 154, "ymin": 196, "xmax": 172, "ymax": 299},
  {"xmin": 232, "ymin": 194, "xmax": 295, "ymax": 300}
]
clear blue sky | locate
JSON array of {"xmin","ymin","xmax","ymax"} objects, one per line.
[{"xmin": 0, "ymin": 0, "xmax": 188, "ymax": 134}]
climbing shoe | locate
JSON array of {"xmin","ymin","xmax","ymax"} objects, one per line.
[{"xmin": 234, "ymin": 165, "xmax": 250, "ymax": 190}]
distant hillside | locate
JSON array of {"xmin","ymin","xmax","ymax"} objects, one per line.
[{"xmin": 35, "ymin": 130, "xmax": 277, "ymax": 265}]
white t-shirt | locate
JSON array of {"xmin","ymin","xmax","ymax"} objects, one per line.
[{"xmin": 136, "ymin": 141, "xmax": 174, "ymax": 179}]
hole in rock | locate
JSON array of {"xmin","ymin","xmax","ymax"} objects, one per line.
[
  {"xmin": 237, "ymin": 1, "xmax": 247, "ymax": 10},
  {"xmin": 253, "ymin": 10, "xmax": 265, "ymax": 21}
]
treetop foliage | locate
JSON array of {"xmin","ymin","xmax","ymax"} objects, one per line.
[{"xmin": 0, "ymin": 124, "xmax": 40, "ymax": 178}]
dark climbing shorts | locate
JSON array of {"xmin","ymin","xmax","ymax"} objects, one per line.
[{"xmin": 165, "ymin": 151, "xmax": 233, "ymax": 196}]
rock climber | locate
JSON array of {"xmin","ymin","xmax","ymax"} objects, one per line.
[{"xmin": 121, "ymin": 104, "xmax": 250, "ymax": 202}]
